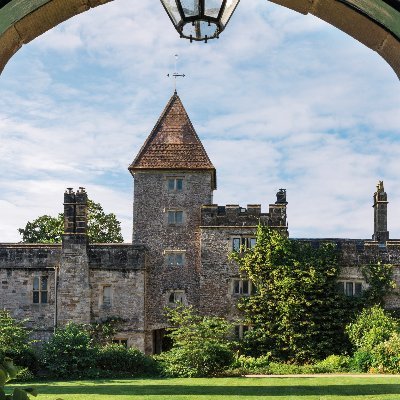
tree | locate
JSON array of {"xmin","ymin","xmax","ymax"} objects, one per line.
[
  {"xmin": 231, "ymin": 225, "xmax": 357, "ymax": 363},
  {"xmin": 157, "ymin": 305, "xmax": 235, "ymax": 377},
  {"xmin": 346, "ymin": 305, "xmax": 399, "ymax": 351},
  {"xmin": 0, "ymin": 311, "xmax": 31, "ymax": 352},
  {"xmin": 18, "ymin": 199, "xmax": 123, "ymax": 243}
]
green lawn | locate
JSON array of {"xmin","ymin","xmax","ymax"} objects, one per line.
[{"xmin": 11, "ymin": 376, "xmax": 400, "ymax": 400}]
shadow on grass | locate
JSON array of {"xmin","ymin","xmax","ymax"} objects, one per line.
[{"xmin": 37, "ymin": 383, "xmax": 400, "ymax": 397}]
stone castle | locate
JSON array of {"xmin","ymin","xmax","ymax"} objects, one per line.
[{"xmin": 1, "ymin": 92, "xmax": 400, "ymax": 354}]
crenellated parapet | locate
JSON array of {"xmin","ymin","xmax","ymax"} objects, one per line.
[{"xmin": 200, "ymin": 189, "xmax": 288, "ymax": 232}]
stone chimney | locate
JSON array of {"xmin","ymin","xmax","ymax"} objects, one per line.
[
  {"xmin": 372, "ymin": 181, "xmax": 389, "ymax": 243},
  {"xmin": 58, "ymin": 187, "xmax": 90, "ymax": 326},
  {"xmin": 62, "ymin": 187, "xmax": 88, "ymax": 250}
]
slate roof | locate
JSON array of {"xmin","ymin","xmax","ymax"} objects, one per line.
[{"xmin": 129, "ymin": 92, "xmax": 216, "ymax": 188}]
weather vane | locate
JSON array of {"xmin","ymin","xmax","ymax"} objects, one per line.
[{"xmin": 167, "ymin": 54, "xmax": 185, "ymax": 93}]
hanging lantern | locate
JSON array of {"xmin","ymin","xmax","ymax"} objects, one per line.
[{"xmin": 160, "ymin": 0, "xmax": 240, "ymax": 42}]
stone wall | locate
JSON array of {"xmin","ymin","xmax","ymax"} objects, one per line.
[
  {"xmin": 132, "ymin": 170, "xmax": 214, "ymax": 337},
  {"xmin": 0, "ymin": 244, "xmax": 60, "ymax": 341}
]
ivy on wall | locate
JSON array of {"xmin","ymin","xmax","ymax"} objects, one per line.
[{"xmin": 231, "ymin": 225, "xmax": 396, "ymax": 363}]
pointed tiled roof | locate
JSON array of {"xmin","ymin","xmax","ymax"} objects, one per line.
[{"xmin": 129, "ymin": 92, "xmax": 216, "ymax": 188}]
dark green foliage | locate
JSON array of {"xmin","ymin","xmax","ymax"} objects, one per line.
[
  {"xmin": 362, "ymin": 262, "xmax": 397, "ymax": 306},
  {"xmin": 0, "ymin": 353, "xmax": 38, "ymax": 400},
  {"xmin": 88, "ymin": 317, "xmax": 125, "ymax": 346},
  {"xmin": 232, "ymin": 226, "xmax": 355, "ymax": 362},
  {"xmin": 18, "ymin": 199, "xmax": 123, "ymax": 243},
  {"xmin": 86, "ymin": 200, "xmax": 123, "ymax": 243},
  {"xmin": 4, "ymin": 349, "xmax": 38, "ymax": 376},
  {"xmin": 41, "ymin": 323, "xmax": 96, "ymax": 378},
  {"xmin": 18, "ymin": 215, "xmax": 63, "ymax": 244},
  {"xmin": 0, "ymin": 311, "xmax": 38, "ymax": 374},
  {"xmin": 157, "ymin": 305, "xmax": 235, "ymax": 377},
  {"xmin": 0, "ymin": 311, "xmax": 31, "ymax": 352},
  {"xmin": 96, "ymin": 344, "xmax": 157, "ymax": 375},
  {"xmin": 349, "ymin": 349, "xmax": 373, "ymax": 372},
  {"xmin": 346, "ymin": 305, "xmax": 399, "ymax": 351}
]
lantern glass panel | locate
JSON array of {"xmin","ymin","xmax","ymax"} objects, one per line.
[
  {"xmin": 221, "ymin": 0, "xmax": 239, "ymax": 26},
  {"xmin": 182, "ymin": 20, "xmax": 218, "ymax": 40},
  {"xmin": 204, "ymin": 0, "xmax": 223, "ymax": 18},
  {"xmin": 180, "ymin": 0, "xmax": 200, "ymax": 17},
  {"xmin": 161, "ymin": 0, "xmax": 182, "ymax": 24}
]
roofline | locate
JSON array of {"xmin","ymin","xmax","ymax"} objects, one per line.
[{"xmin": 128, "ymin": 91, "xmax": 215, "ymax": 172}]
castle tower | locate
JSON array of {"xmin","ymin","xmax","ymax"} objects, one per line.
[
  {"xmin": 372, "ymin": 181, "xmax": 389, "ymax": 243},
  {"xmin": 57, "ymin": 187, "xmax": 91, "ymax": 326},
  {"xmin": 129, "ymin": 92, "xmax": 216, "ymax": 353}
]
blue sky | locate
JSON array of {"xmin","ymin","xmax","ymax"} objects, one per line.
[{"xmin": 0, "ymin": 0, "xmax": 399, "ymax": 242}]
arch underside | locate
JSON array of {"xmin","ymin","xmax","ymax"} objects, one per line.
[{"xmin": 0, "ymin": 0, "xmax": 399, "ymax": 78}]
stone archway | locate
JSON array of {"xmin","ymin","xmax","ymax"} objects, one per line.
[{"xmin": 0, "ymin": 0, "xmax": 399, "ymax": 78}]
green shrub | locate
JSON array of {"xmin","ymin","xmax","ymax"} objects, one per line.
[
  {"xmin": 96, "ymin": 344, "xmax": 156, "ymax": 375},
  {"xmin": 0, "ymin": 353, "xmax": 38, "ymax": 399},
  {"xmin": 5, "ymin": 348, "xmax": 39, "ymax": 375},
  {"xmin": 346, "ymin": 305, "xmax": 398, "ymax": 351},
  {"xmin": 349, "ymin": 349, "xmax": 373, "ymax": 372},
  {"xmin": 42, "ymin": 323, "xmax": 97, "ymax": 378},
  {"xmin": 159, "ymin": 305, "xmax": 235, "ymax": 377},
  {"xmin": 229, "ymin": 354, "xmax": 271, "ymax": 374},
  {"xmin": 0, "ymin": 311, "xmax": 32, "ymax": 353},
  {"xmin": 156, "ymin": 342, "xmax": 234, "ymax": 377},
  {"xmin": 267, "ymin": 362, "xmax": 315, "ymax": 375},
  {"xmin": 370, "ymin": 333, "xmax": 400, "ymax": 374},
  {"xmin": 313, "ymin": 355, "xmax": 350, "ymax": 373},
  {"xmin": 15, "ymin": 367, "xmax": 35, "ymax": 382}
]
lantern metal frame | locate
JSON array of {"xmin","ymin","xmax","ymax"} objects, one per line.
[{"xmin": 160, "ymin": 0, "xmax": 240, "ymax": 43}]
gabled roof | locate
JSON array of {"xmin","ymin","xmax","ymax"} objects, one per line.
[{"xmin": 129, "ymin": 92, "xmax": 216, "ymax": 188}]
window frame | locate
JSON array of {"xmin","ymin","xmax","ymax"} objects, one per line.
[
  {"xmin": 232, "ymin": 278, "xmax": 256, "ymax": 296},
  {"xmin": 102, "ymin": 285, "xmax": 112, "ymax": 306},
  {"xmin": 234, "ymin": 324, "xmax": 251, "ymax": 339},
  {"xmin": 164, "ymin": 250, "xmax": 186, "ymax": 267},
  {"xmin": 167, "ymin": 290, "xmax": 186, "ymax": 306},
  {"xmin": 167, "ymin": 177, "xmax": 184, "ymax": 192},
  {"xmin": 336, "ymin": 280, "xmax": 363, "ymax": 297},
  {"xmin": 232, "ymin": 236, "xmax": 257, "ymax": 252},
  {"xmin": 167, "ymin": 210, "xmax": 184, "ymax": 225},
  {"xmin": 33, "ymin": 275, "xmax": 48, "ymax": 304}
]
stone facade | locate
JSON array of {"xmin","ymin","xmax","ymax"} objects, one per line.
[{"xmin": 1, "ymin": 93, "xmax": 400, "ymax": 354}]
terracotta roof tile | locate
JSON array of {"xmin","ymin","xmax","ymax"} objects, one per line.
[{"xmin": 129, "ymin": 92, "xmax": 216, "ymax": 187}]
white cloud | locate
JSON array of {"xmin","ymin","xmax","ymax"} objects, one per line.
[{"xmin": 0, "ymin": 0, "xmax": 399, "ymax": 243}]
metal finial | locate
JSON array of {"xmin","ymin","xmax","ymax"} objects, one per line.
[{"xmin": 167, "ymin": 54, "xmax": 185, "ymax": 92}]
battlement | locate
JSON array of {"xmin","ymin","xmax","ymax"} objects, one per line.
[{"xmin": 201, "ymin": 202, "xmax": 287, "ymax": 229}]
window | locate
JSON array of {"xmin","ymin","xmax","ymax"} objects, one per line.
[
  {"xmin": 112, "ymin": 339, "xmax": 128, "ymax": 347},
  {"xmin": 234, "ymin": 325, "xmax": 251, "ymax": 339},
  {"xmin": 168, "ymin": 210, "xmax": 183, "ymax": 225},
  {"xmin": 33, "ymin": 275, "xmax": 48, "ymax": 304},
  {"xmin": 168, "ymin": 290, "xmax": 185, "ymax": 305},
  {"xmin": 102, "ymin": 286, "xmax": 112, "ymax": 306},
  {"xmin": 232, "ymin": 237, "xmax": 256, "ymax": 252},
  {"xmin": 337, "ymin": 281, "xmax": 363, "ymax": 297},
  {"xmin": 166, "ymin": 252, "xmax": 185, "ymax": 267},
  {"xmin": 167, "ymin": 178, "xmax": 183, "ymax": 191},
  {"xmin": 232, "ymin": 279, "xmax": 256, "ymax": 296}
]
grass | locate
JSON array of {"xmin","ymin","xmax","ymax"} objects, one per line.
[{"xmin": 11, "ymin": 376, "xmax": 400, "ymax": 400}]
